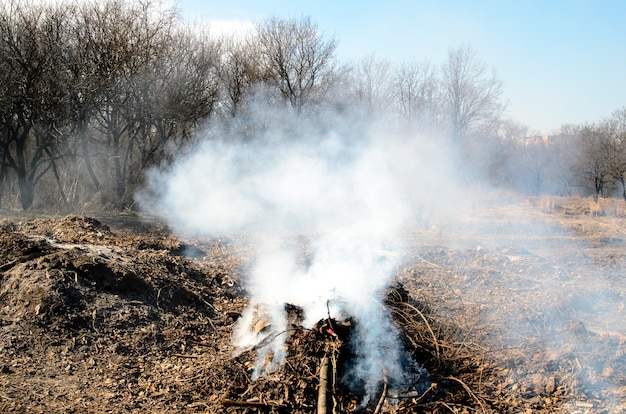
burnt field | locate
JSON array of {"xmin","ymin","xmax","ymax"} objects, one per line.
[{"xmin": 0, "ymin": 196, "xmax": 625, "ymax": 413}]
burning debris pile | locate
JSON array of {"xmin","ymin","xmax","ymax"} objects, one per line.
[
  {"xmin": 216, "ymin": 283, "xmax": 493, "ymax": 413},
  {"xmin": 221, "ymin": 305, "xmax": 366, "ymax": 412}
]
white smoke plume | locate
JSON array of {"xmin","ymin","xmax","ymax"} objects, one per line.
[{"xmin": 139, "ymin": 108, "xmax": 455, "ymax": 399}]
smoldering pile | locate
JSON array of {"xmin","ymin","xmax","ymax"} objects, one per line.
[{"xmin": 217, "ymin": 284, "xmax": 487, "ymax": 413}]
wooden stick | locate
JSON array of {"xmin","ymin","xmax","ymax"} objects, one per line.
[
  {"xmin": 317, "ymin": 355, "xmax": 330, "ymax": 414},
  {"xmin": 219, "ymin": 399, "xmax": 276, "ymax": 408},
  {"xmin": 373, "ymin": 375, "xmax": 388, "ymax": 414}
]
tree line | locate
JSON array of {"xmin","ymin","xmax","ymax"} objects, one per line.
[
  {"xmin": 507, "ymin": 111, "xmax": 626, "ymax": 201},
  {"xmin": 0, "ymin": 0, "xmax": 623, "ymax": 211}
]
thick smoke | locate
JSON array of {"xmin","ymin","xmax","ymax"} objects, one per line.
[{"xmin": 138, "ymin": 108, "xmax": 457, "ymax": 399}]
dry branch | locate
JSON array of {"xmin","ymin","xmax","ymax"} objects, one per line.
[
  {"xmin": 392, "ymin": 302, "xmax": 440, "ymax": 358},
  {"xmin": 446, "ymin": 376, "xmax": 486, "ymax": 413},
  {"xmin": 317, "ymin": 354, "xmax": 330, "ymax": 414},
  {"xmin": 373, "ymin": 374, "xmax": 388, "ymax": 414},
  {"xmin": 219, "ymin": 399, "xmax": 279, "ymax": 408}
]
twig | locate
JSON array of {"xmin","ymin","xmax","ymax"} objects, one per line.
[
  {"xmin": 91, "ymin": 308, "xmax": 101, "ymax": 333},
  {"xmin": 220, "ymin": 399, "xmax": 278, "ymax": 408},
  {"xmin": 198, "ymin": 295, "xmax": 216, "ymax": 311},
  {"xmin": 415, "ymin": 382, "xmax": 436, "ymax": 402},
  {"xmin": 416, "ymin": 255, "xmax": 441, "ymax": 269},
  {"xmin": 395, "ymin": 382, "xmax": 437, "ymax": 402},
  {"xmin": 205, "ymin": 316, "xmax": 216, "ymax": 331},
  {"xmin": 438, "ymin": 401, "xmax": 456, "ymax": 413},
  {"xmin": 451, "ymin": 318, "xmax": 480, "ymax": 358},
  {"xmin": 446, "ymin": 376, "xmax": 486, "ymax": 413},
  {"xmin": 233, "ymin": 328, "xmax": 294, "ymax": 357},
  {"xmin": 326, "ymin": 299, "xmax": 336, "ymax": 334},
  {"xmin": 394, "ymin": 302, "xmax": 440, "ymax": 358},
  {"xmin": 373, "ymin": 374, "xmax": 388, "ymax": 414},
  {"xmin": 187, "ymin": 401, "xmax": 209, "ymax": 409},
  {"xmin": 331, "ymin": 349, "xmax": 339, "ymax": 414}
]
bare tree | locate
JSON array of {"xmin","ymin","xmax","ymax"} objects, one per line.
[
  {"xmin": 129, "ymin": 25, "xmax": 221, "ymax": 172},
  {"xmin": 347, "ymin": 54, "xmax": 393, "ymax": 117},
  {"xmin": 77, "ymin": 0, "xmax": 180, "ymax": 207},
  {"xmin": 572, "ymin": 113, "xmax": 626, "ymax": 201},
  {"xmin": 509, "ymin": 136, "xmax": 557, "ymax": 196},
  {"xmin": 549, "ymin": 135, "xmax": 579, "ymax": 196},
  {"xmin": 440, "ymin": 44, "xmax": 505, "ymax": 143},
  {"xmin": 217, "ymin": 35, "xmax": 263, "ymax": 119},
  {"xmin": 64, "ymin": 2, "xmax": 111, "ymax": 194},
  {"xmin": 0, "ymin": 0, "xmax": 225, "ymax": 210},
  {"xmin": 392, "ymin": 60, "xmax": 438, "ymax": 134},
  {"xmin": 605, "ymin": 108, "xmax": 626, "ymax": 201},
  {"xmin": 254, "ymin": 16, "xmax": 338, "ymax": 113},
  {"xmin": 0, "ymin": 0, "xmax": 72, "ymax": 209},
  {"xmin": 498, "ymin": 119, "xmax": 530, "ymax": 141},
  {"xmin": 577, "ymin": 123, "xmax": 618, "ymax": 200}
]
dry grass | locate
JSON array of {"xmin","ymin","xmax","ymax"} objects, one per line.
[{"xmin": 534, "ymin": 195, "xmax": 626, "ymax": 217}]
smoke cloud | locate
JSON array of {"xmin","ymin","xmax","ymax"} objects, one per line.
[{"xmin": 138, "ymin": 107, "xmax": 459, "ymax": 399}]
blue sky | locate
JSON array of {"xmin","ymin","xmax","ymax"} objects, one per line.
[{"xmin": 172, "ymin": 0, "xmax": 626, "ymax": 135}]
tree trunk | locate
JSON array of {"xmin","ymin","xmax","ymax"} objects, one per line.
[
  {"xmin": 79, "ymin": 122, "xmax": 100, "ymax": 190},
  {"xmin": 0, "ymin": 154, "xmax": 6, "ymax": 208},
  {"xmin": 14, "ymin": 135, "xmax": 34, "ymax": 210},
  {"xmin": 112, "ymin": 132, "xmax": 125, "ymax": 201},
  {"xmin": 49, "ymin": 156, "xmax": 69, "ymax": 209},
  {"xmin": 17, "ymin": 174, "xmax": 34, "ymax": 210}
]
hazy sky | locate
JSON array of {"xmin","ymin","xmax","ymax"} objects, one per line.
[{"xmin": 172, "ymin": 0, "xmax": 625, "ymax": 135}]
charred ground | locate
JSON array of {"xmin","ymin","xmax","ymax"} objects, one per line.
[{"xmin": 0, "ymin": 197, "xmax": 625, "ymax": 413}]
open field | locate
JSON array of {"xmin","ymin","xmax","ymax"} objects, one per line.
[{"xmin": 0, "ymin": 196, "xmax": 625, "ymax": 413}]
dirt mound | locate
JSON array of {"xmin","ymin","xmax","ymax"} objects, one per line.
[
  {"xmin": 0, "ymin": 228, "xmax": 52, "ymax": 271},
  {"xmin": 0, "ymin": 216, "xmax": 246, "ymax": 412},
  {"xmin": 0, "ymin": 212, "xmax": 624, "ymax": 413},
  {"xmin": 15, "ymin": 215, "xmax": 114, "ymax": 244}
]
